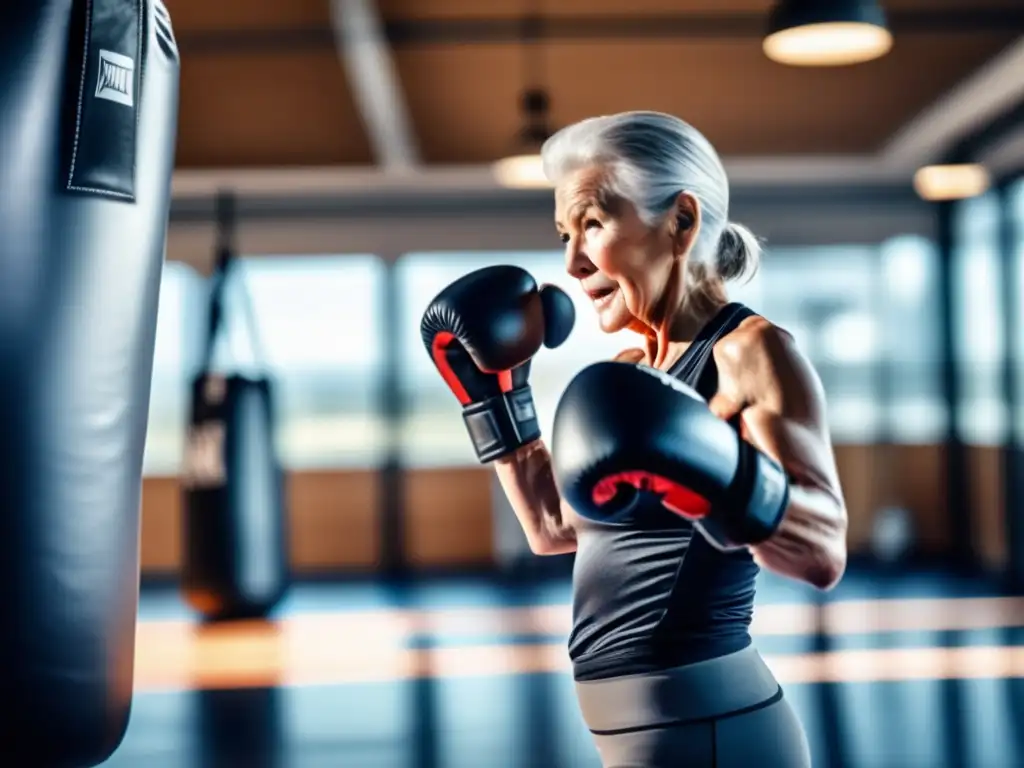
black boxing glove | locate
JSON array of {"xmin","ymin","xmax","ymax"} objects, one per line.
[
  {"xmin": 420, "ymin": 265, "xmax": 575, "ymax": 463},
  {"xmin": 550, "ymin": 361, "xmax": 789, "ymax": 550}
]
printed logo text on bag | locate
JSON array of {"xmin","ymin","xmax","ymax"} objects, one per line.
[{"xmin": 94, "ymin": 49, "xmax": 134, "ymax": 107}]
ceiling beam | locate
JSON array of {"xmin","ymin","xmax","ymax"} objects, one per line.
[
  {"xmin": 170, "ymin": 157, "xmax": 909, "ymax": 200},
  {"xmin": 329, "ymin": 0, "xmax": 420, "ymax": 170},
  {"xmin": 979, "ymin": 125, "xmax": 1024, "ymax": 178},
  {"xmin": 882, "ymin": 36, "xmax": 1024, "ymax": 170}
]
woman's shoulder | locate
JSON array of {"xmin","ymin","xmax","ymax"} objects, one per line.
[
  {"xmin": 716, "ymin": 314, "xmax": 795, "ymax": 366},
  {"xmin": 713, "ymin": 314, "xmax": 806, "ymax": 397}
]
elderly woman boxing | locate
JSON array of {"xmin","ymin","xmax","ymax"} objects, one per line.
[{"xmin": 419, "ymin": 111, "xmax": 846, "ymax": 767}]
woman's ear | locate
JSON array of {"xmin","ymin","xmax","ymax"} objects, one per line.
[{"xmin": 671, "ymin": 192, "xmax": 700, "ymax": 258}]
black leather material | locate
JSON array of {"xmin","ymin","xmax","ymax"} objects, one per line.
[
  {"xmin": 182, "ymin": 374, "xmax": 289, "ymax": 622},
  {"xmin": 420, "ymin": 265, "xmax": 574, "ymax": 463},
  {"xmin": 462, "ymin": 386, "xmax": 541, "ymax": 463},
  {"xmin": 0, "ymin": 0, "xmax": 179, "ymax": 764},
  {"xmin": 65, "ymin": 0, "xmax": 144, "ymax": 199},
  {"xmin": 698, "ymin": 443, "xmax": 790, "ymax": 551}
]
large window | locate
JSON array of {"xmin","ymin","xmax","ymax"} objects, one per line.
[
  {"xmin": 744, "ymin": 245, "xmax": 884, "ymax": 443},
  {"xmin": 879, "ymin": 236, "xmax": 946, "ymax": 442},
  {"xmin": 397, "ymin": 252, "xmax": 643, "ymax": 467},
  {"xmin": 1012, "ymin": 179, "xmax": 1024, "ymax": 442},
  {"xmin": 206, "ymin": 255, "xmax": 388, "ymax": 469},
  {"xmin": 952, "ymin": 193, "xmax": 1007, "ymax": 446}
]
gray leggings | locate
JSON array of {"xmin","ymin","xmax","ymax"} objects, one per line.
[{"xmin": 576, "ymin": 647, "xmax": 811, "ymax": 767}]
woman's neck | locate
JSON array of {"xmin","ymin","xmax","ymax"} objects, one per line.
[{"xmin": 643, "ymin": 281, "xmax": 727, "ymax": 371}]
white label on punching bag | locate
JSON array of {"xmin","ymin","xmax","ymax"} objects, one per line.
[
  {"xmin": 94, "ymin": 50, "xmax": 135, "ymax": 107},
  {"xmin": 183, "ymin": 422, "xmax": 227, "ymax": 490}
]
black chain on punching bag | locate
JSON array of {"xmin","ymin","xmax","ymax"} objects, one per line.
[{"xmin": 181, "ymin": 193, "xmax": 290, "ymax": 622}]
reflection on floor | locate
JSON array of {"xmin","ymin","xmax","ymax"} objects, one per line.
[{"xmin": 109, "ymin": 563, "xmax": 1024, "ymax": 767}]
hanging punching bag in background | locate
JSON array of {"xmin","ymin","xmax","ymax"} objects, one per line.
[
  {"xmin": 0, "ymin": 1, "xmax": 179, "ymax": 765},
  {"xmin": 181, "ymin": 221, "xmax": 290, "ymax": 622}
]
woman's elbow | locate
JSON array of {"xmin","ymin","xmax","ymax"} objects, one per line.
[
  {"xmin": 807, "ymin": 549, "xmax": 846, "ymax": 591},
  {"xmin": 526, "ymin": 531, "xmax": 577, "ymax": 556},
  {"xmin": 529, "ymin": 541, "xmax": 557, "ymax": 556},
  {"xmin": 807, "ymin": 525, "xmax": 848, "ymax": 591}
]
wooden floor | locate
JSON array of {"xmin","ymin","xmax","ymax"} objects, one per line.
[{"xmin": 107, "ymin": 563, "xmax": 1024, "ymax": 767}]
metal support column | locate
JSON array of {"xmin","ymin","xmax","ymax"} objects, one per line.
[
  {"xmin": 998, "ymin": 182, "xmax": 1024, "ymax": 589},
  {"xmin": 935, "ymin": 201, "xmax": 973, "ymax": 569},
  {"xmin": 378, "ymin": 255, "xmax": 407, "ymax": 578}
]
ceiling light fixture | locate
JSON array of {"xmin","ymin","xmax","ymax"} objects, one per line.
[
  {"xmin": 763, "ymin": 0, "xmax": 893, "ymax": 67},
  {"xmin": 493, "ymin": 153, "xmax": 549, "ymax": 189},
  {"xmin": 913, "ymin": 164, "xmax": 991, "ymax": 202},
  {"xmin": 493, "ymin": 89, "xmax": 554, "ymax": 189}
]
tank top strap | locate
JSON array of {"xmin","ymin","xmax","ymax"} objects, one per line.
[{"xmin": 669, "ymin": 303, "xmax": 757, "ymax": 391}]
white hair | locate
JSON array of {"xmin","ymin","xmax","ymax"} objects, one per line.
[{"xmin": 540, "ymin": 110, "xmax": 761, "ymax": 284}]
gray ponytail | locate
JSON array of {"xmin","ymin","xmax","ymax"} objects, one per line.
[{"xmin": 715, "ymin": 220, "xmax": 762, "ymax": 283}]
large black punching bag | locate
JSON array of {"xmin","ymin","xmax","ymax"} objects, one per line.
[
  {"xmin": 181, "ymin": 231, "xmax": 289, "ymax": 622},
  {"xmin": 0, "ymin": 1, "xmax": 179, "ymax": 765}
]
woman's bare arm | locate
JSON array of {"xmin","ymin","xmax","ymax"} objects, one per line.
[
  {"xmin": 492, "ymin": 347, "xmax": 658, "ymax": 556},
  {"xmin": 493, "ymin": 440, "xmax": 577, "ymax": 555},
  {"xmin": 711, "ymin": 320, "xmax": 848, "ymax": 590}
]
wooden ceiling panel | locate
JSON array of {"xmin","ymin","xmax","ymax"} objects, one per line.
[
  {"xmin": 175, "ymin": 52, "xmax": 374, "ymax": 167},
  {"xmin": 167, "ymin": 0, "xmax": 330, "ymax": 33},
  {"xmin": 378, "ymin": 0, "xmax": 1019, "ymax": 21},
  {"xmin": 396, "ymin": 32, "xmax": 1016, "ymax": 161},
  {"xmin": 378, "ymin": 0, "xmax": 769, "ymax": 21},
  {"xmin": 395, "ymin": 45, "xmax": 524, "ymax": 164},
  {"xmin": 165, "ymin": 0, "xmax": 1022, "ymax": 168}
]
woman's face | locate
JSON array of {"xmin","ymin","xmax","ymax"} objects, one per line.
[{"xmin": 554, "ymin": 166, "xmax": 696, "ymax": 334}]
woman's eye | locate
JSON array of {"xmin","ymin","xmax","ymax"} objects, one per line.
[{"xmin": 584, "ymin": 219, "xmax": 602, "ymax": 230}]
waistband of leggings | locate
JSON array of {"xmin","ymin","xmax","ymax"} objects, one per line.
[{"xmin": 574, "ymin": 645, "xmax": 781, "ymax": 734}]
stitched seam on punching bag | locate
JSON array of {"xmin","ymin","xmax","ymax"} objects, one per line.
[
  {"xmin": 66, "ymin": 0, "xmax": 94, "ymax": 190},
  {"xmin": 134, "ymin": 0, "xmax": 146, "ymax": 178},
  {"xmin": 66, "ymin": 0, "xmax": 146, "ymax": 199}
]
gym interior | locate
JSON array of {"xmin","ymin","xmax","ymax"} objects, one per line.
[{"xmin": 13, "ymin": 1, "xmax": 1024, "ymax": 766}]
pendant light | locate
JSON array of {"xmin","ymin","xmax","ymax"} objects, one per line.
[
  {"xmin": 913, "ymin": 164, "xmax": 991, "ymax": 202},
  {"xmin": 493, "ymin": 0, "xmax": 555, "ymax": 189},
  {"xmin": 493, "ymin": 89, "xmax": 553, "ymax": 189},
  {"xmin": 764, "ymin": 0, "xmax": 893, "ymax": 67}
]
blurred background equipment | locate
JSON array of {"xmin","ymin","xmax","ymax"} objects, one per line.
[
  {"xmin": 0, "ymin": 0, "xmax": 179, "ymax": 764},
  {"xmin": 63, "ymin": 0, "xmax": 1024, "ymax": 765},
  {"xmin": 181, "ymin": 193, "xmax": 290, "ymax": 622},
  {"xmin": 870, "ymin": 505, "xmax": 916, "ymax": 563}
]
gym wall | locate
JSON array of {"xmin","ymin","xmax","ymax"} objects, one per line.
[{"xmin": 136, "ymin": 444, "xmax": 1005, "ymax": 576}]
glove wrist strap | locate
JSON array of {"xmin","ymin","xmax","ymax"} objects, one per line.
[
  {"xmin": 462, "ymin": 386, "xmax": 541, "ymax": 463},
  {"xmin": 699, "ymin": 443, "xmax": 789, "ymax": 551}
]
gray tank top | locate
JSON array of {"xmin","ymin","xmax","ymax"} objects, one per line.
[{"xmin": 568, "ymin": 302, "xmax": 761, "ymax": 682}]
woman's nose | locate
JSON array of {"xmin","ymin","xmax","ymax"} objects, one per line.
[{"xmin": 565, "ymin": 241, "xmax": 596, "ymax": 280}]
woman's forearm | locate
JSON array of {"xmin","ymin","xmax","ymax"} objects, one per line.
[
  {"xmin": 750, "ymin": 484, "xmax": 847, "ymax": 590},
  {"xmin": 493, "ymin": 440, "xmax": 577, "ymax": 555}
]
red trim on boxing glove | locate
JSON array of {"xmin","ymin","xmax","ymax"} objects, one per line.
[
  {"xmin": 591, "ymin": 471, "xmax": 713, "ymax": 520},
  {"xmin": 430, "ymin": 332, "xmax": 471, "ymax": 404},
  {"xmin": 431, "ymin": 332, "xmax": 516, "ymax": 405}
]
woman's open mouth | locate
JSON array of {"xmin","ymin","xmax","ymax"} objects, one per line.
[{"xmin": 587, "ymin": 286, "xmax": 617, "ymax": 309}]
